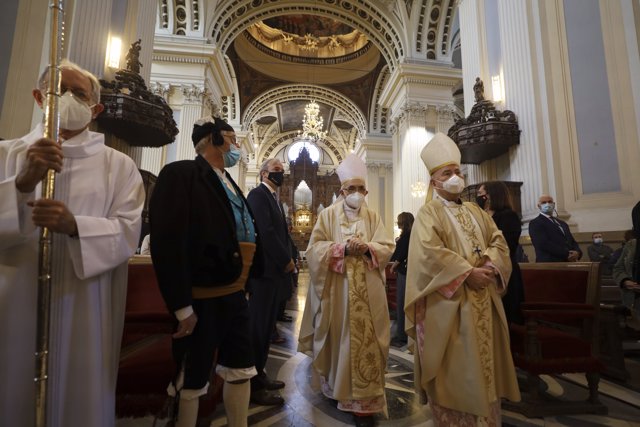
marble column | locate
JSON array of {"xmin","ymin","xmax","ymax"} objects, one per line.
[
  {"xmin": 457, "ymin": 0, "xmax": 491, "ymax": 185},
  {"xmin": 176, "ymin": 84, "xmax": 206, "ymax": 161},
  {"xmin": 138, "ymin": 82, "xmax": 173, "ymax": 175},
  {"xmin": 392, "ymin": 102, "xmax": 433, "ymax": 216},
  {"xmin": 65, "ymin": 0, "xmax": 113, "ymax": 77},
  {"xmin": 0, "ymin": 0, "xmax": 48, "ymax": 137},
  {"xmin": 436, "ymin": 105, "xmax": 457, "ymax": 134},
  {"xmin": 103, "ymin": 135, "xmax": 144, "ymax": 167},
  {"xmin": 365, "ymin": 161, "xmax": 394, "ymax": 234},
  {"xmin": 497, "ymin": 0, "xmax": 546, "ymax": 220}
]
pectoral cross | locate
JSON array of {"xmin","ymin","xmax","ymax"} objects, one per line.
[{"xmin": 473, "ymin": 245, "xmax": 482, "ymax": 257}]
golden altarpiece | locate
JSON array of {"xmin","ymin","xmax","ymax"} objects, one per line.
[{"xmin": 280, "ymin": 147, "xmax": 341, "ymax": 250}]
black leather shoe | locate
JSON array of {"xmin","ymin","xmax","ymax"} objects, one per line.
[
  {"xmin": 353, "ymin": 414, "xmax": 376, "ymax": 427},
  {"xmin": 277, "ymin": 314, "xmax": 293, "ymax": 322},
  {"xmin": 352, "ymin": 414, "xmax": 375, "ymax": 427},
  {"xmin": 250, "ymin": 389, "xmax": 285, "ymax": 406},
  {"xmin": 390, "ymin": 337, "xmax": 408, "ymax": 347},
  {"xmin": 264, "ymin": 377, "xmax": 285, "ymax": 390}
]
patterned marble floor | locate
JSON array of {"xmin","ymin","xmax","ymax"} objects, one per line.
[{"xmin": 117, "ymin": 270, "xmax": 640, "ymax": 427}]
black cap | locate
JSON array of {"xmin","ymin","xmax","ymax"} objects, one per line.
[{"xmin": 191, "ymin": 117, "xmax": 234, "ymax": 146}]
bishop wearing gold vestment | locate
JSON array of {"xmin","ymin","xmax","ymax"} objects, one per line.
[
  {"xmin": 405, "ymin": 133, "xmax": 521, "ymax": 426},
  {"xmin": 298, "ymin": 154, "xmax": 395, "ymax": 427}
]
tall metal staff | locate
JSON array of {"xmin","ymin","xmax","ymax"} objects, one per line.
[{"xmin": 35, "ymin": 1, "xmax": 65, "ymax": 426}]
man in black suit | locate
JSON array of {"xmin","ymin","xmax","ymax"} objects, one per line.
[
  {"xmin": 246, "ymin": 158, "xmax": 295, "ymax": 406},
  {"xmin": 528, "ymin": 194, "xmax": 582, "ymax": 262},
  {"xmin": 150, "ymin": 117, "xmax": 262, "ymax": 427}
]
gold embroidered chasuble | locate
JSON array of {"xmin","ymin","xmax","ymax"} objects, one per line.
[
  {"xmin": 405, "ymin": 197, "xmax": 521, "ymax": 419},
  {"xmin": 345, "ymin": 256, "xmax": 384, "ymax": 398},
  {"xmin": 298, "ymin": 200, "xmax": 395, "ymax": 411}
]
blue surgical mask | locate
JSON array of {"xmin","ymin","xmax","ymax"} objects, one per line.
[
  {"xmin": 223, "ymin": 145, "xmax": 241, "ymax": 168},
  {"xmin": 540, "ymin": 202, "xmax": 555, "ymax": 215}
]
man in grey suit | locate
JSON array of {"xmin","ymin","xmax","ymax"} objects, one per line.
[{"xmin": 246, "ymin": 158, "xmax": 295, "ymax": 406}]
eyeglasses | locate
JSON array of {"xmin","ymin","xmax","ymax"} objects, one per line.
[
  {"xmin": 62, "ymin": 86, "xmax": 91, "ymax": 103},
  {"xmin": 344, "ymin": 185, "xmax": 366, "ymax": 194},
  {"xmin": 221, "ymin": 132, "xmax": 238, "ymax": 146}
]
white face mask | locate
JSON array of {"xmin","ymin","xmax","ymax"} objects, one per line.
[
  {"xmin": 437, "ymin": 175, "xmax": 465, "ymax": 194},
  {"xmin": 58, "ymin": 91, "xmax": 94, "ymax": 131},
  {"xmin": 345, "ymin": 192, "xmax": 365, "ymax": 209}
]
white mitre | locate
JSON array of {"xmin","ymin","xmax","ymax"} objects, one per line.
[
  {"xmin": 420, "ymin": 132, "xmax": 461, "ymax": 174},
  {"xmin": 336, "ymin": 153, "xmax": 367, "ymax": 188},
  {"xmin": 420, "ymin": 132, "xmax": 462, "ymax": 201}
]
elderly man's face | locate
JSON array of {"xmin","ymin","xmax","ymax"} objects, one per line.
[
  {"xmin": 34, "ymin": 68, "xmax": 94, "ymax": 108},
  {"xmin": 261, "ymin": 159, "xmax": 284, "ymax": 181},
  {"xmin": 265, "ymin": 159, "xmax": 284, "ymax": 176},
  {"xmin": 538, "ymin": 195, "xmax": 554, "ymax": 207},
  {"xmin": 220, "ymin": 130, "xmax": 238, "ymax": 152},
  {"xmin": 341, "ymin": 181, "xmax": 367, "ymax": 197},
  {"xmin": 32, "ymin": 67, "xmax": 105, "ymax": 138},
  {"xmin": 432, "ymin": 164, "xmax": 463, "ymax": 185},
  {"xmin": 60, "ymin": 68, "xmax": 94, "ymax": 105},
  {"xmin": 268, "ymin": 159, "xmax": 284, "ymax": 173}
]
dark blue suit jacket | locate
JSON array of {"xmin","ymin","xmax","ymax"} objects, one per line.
[
  {"xmin": 246, "ymin": 183, "xmax": 292, "ymax": 280},
  {"xmin": 528, "ymin": 214, "xmax": 582, "ymax": 262}
]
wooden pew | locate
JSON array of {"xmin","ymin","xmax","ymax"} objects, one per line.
[
  {"xmin": 505, "ymin": 262, "xmax": 608, "ymax": 417},
  {"xmin": 116, "ymin": 255, "xmax": 174, "ymax": 417},
  {"xmin": 598, "ymin": 273, "xmax": 632, "ymax": 382},
  {"xmin": 116, "ymin": 256, "xmax": 222, "ymax": 419}
]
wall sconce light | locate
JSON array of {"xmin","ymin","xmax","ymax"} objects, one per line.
[
  {"xmin": 107, "ymin": 36, "xmax": 122, "ymax": 68},
  {"xmin": 410, "ymin": 181, "xmax": 427, "ymax": 198},
  {"xmin": 491, "ymin": 74, "xmax": 503, "ymax": 103}
]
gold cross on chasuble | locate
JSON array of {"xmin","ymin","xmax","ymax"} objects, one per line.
[{"xmin": 451, "ymin": 206, "xmax": 484, "ymax": 264}]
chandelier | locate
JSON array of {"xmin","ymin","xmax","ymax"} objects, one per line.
[
  {"xmin": 297, "ymin": 209, "xmax": 311, "ymax": 227},
  {"xmin": 302, "ymin": 100, "xmax": 327, "ymax": 141},
  {"xmin": 410, "ymin": 181, "xmax": 427, "ymax": 198}
]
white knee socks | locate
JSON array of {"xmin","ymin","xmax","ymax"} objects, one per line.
[
  {"xmin": 175, "ymin": 396, "xmax": 199, "ymax": 427},
  {"xmin": 223, "ymin": 380, "xmax": 250, "ymax": 427}
]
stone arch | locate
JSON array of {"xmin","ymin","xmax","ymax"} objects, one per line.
[
  {"xmin": 415, "ymin": 0, "xmax": 458, "ymax": 60},
  {"xmin": 243, "ymin": 84, "xmax": 367, "ymax": 140},
  {"xmin": 258, "ymin": 131, "xmax": 343, "ymax": 166},
  {"xmin": 207, "ymin": 0, "xmax": 406, "ymax": 71},
  {"xmin": 369, "ymin": 65, "xmax": 391, "ymax": 134}
]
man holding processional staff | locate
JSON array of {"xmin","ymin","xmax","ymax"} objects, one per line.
[{"xmin": 0, "ymin": 59, "xmax": 144, "ymax": 426}]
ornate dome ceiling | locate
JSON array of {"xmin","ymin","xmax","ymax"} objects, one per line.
[
  {"xmin": 229, "ymin": 12, "xmax": 386, "ymax": 161},
  {"xmin": 170, "ymin": 0, "xmax": 462, "ymax": 167},
  {"xmin": 245, "ymin": 15, "xmax": 370, "ymax": 60}
]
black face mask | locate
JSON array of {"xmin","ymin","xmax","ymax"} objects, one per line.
[
  {"xmin": 267, "ymin": 171, "xmax": 284, "ymax": 187},
  {"xmin": 476, "ymin": 194, "xmax": 488, "ymax": 209}
]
